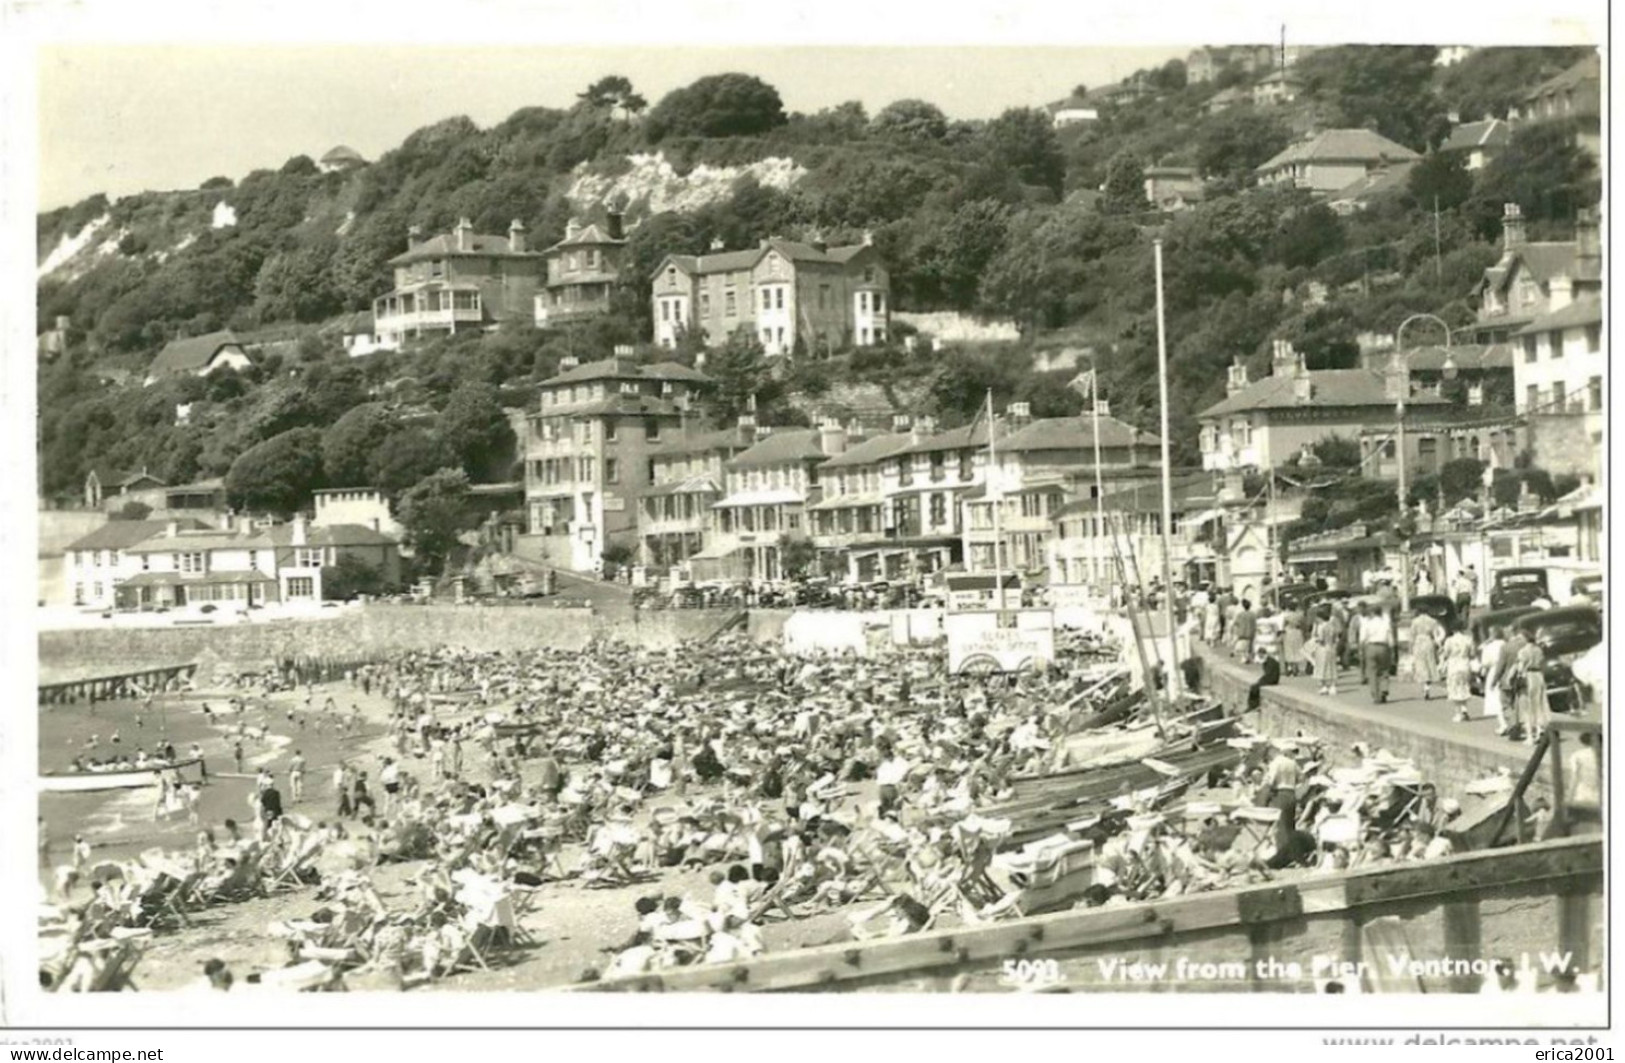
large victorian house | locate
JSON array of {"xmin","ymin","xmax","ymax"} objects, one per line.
[
  {"xmin": 373, "ymin": 219, "xmax": 543, "ymax": 350},
  {"xmin": 650, "ymin": 236, "xmax": 890, "ymax": 357}
]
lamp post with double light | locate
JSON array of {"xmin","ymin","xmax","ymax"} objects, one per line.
[{"xmin": 1392, "ymin": 314, "xmax": 1457, "ymax": 611}]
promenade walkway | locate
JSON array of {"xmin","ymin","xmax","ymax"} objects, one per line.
[{"xmin": 1194, "ymin": 643, "xmax": 1584, "ymax": 800}]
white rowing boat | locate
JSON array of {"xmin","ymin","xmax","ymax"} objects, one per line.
[{"xmin": 38, "ymin": 758, "xmax": 204, "ymax": 793}]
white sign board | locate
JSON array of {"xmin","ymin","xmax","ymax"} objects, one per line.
[{"xmin": 945, "ymin": 609, "xmax": 1056, "ymax": 674}]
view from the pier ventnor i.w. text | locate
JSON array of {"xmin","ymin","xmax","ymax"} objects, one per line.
[{"xmin": 30, "ymin": 36, "xmax": 1603, "ymax": 1011}]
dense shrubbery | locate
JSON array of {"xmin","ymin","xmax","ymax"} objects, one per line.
[{"xmin": 38, "ymin": 50, "xmax": 1600, "ymax": 506}]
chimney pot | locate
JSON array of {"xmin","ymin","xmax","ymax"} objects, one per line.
[
  {"xmin": 508, "ymin": 219, "xmax": 526, "ymax": 253},
  {"xmin": 456, "ymin": 217, "xmax": 473, "ymax": 252}
]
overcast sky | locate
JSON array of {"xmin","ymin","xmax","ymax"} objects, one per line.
[{"xmin": 38, "ymin": 45, "xmax": 1190, "ymax": 209}]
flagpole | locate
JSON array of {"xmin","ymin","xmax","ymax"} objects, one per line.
[
  {"xmin": 1154, "ymin": 240, "xmax": 1182, "ymax": 704},
  {"xmin": 987, "ymin": 388, "xmax": 1006, "ymax": 612}
]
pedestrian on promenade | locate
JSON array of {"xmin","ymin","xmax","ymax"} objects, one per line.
[
  {"xmin": 1410, "ymin": 612, "xmax": 1443, "ymax": 701},
  {"xmin": 1515, "ymin": 641, "xmax": 1549, "ymax": 746},
  {"xmin": 1441, "ymin": 627, "xmax": 1475, "ymax": 723},
  {"xmin": 1312, "ymin": 606, "xmax": 1341, "ymax": 696},
  {"xmin": 1493, "ymin": 626, "xmax": 1529, "ymax": 738},
  {"xmin": 1479, "ymin": 626, "xmax": 1508, "ymax": 729},
  {"xmin": 1357, "ymin": 601, "xmax": 1394, "ymax": 703},
  {"xmin": 1231, "ymin": 601, "xmax": 1257, "ymax": 662}
]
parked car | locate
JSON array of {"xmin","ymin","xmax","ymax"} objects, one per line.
[
  {"xmin": 1408, "ymin": 594, "xmax": 1464, "ymax": 634},
  {"xmin": 1302, "ymin": 588, "xmax": 1355, "ymax": 616},
  {"xmin": 1511, "ymin": 606, "xmax": 1604, "ymax": 714},
  {"xmin": 1467, "ymin": 606, "xmax": 1541, "ymax": 696},
  {"xmin": 1490, "ymin": 567, "xmax": 1551, "ymax": 610},
  {"xmin": 1568, "ymin": 573, "xmax": 1604, "ymax": 610},
  {"xmin": 1265, "ymin": 582, "xmax": 1319, "ymax": 613}
]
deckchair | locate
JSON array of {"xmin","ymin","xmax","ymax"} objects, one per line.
[
  {"xmin": 266, "ymin": 836, "xmax": 326, "ymax": 894},
  {"xmin": 152, "ymin": 870, "xmax": 204, "ymax": 929}
]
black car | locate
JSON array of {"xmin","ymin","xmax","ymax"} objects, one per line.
[
  {"xmin": 1511, "ymin": 606, "xmax": 1603, "ymax": 714},
  {"xmin": 1467, "ymin": 606, "xmax": 1542, "ymax": 696},
  {"xmin": 1490, "ymin": 567, "xmax": 1551, "ymax": 610},
  {"xmin": 1409, "ymin": 594, "xmax": 1463, "ymax": 634},
  {"xmin": 1266, "ymin": 582, "xmax": 1320, "ymax": 613},
  {"xmin": 1302, "ymin": 588, "xmax": 1355, "ymax": 616}
]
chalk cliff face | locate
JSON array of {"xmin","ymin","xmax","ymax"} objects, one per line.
[{"xmin": 566, "ymin": 152, "xmax": 807, "ymax": 219}]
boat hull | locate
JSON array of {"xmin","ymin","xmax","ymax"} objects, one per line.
[{"xmin": 39, "ymin": 759, "xmax": 204, "ymax": 793}]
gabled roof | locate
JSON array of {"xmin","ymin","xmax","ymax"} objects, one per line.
[
  {"xmin": 541, "ymin": 357, "xmax": 711, "ymax": 387},
  {"xmin": 1330, "ymin": 161, "xmax": 1417, "ymax": 204},
  {"xmin": 1257, "ymin": 129, "xmax": 1421, "ymax": 172},
  {"xmin": 727, "ymin": 429, "xmax": 827, "ymax": 468},
  {"xmin": 1522, "ymin": 52, "xmax": 1601, "ymax": 103},
  {"xmin": 1515, "ymin": 298, "xmax": 1603, "ymax": 336},
  {"xmin": 1199, "ymin": 369, "xmax": 1452, "ymax": 419},
  {"xmin": 657, "ymin": 238, "xmax": 872, "ymax": 278},
  {"xmin": 87, "ymin": 466, "xmax": 166, "ymax": 489},
  {"xmin": 148, "ymin": 331, "xmax": 245, "ymax": 377},
  {"xmin": 389, "ymin": 231, "xmax": 539, "ymax": 266},
  {"xmin": 820, "ymin": 432, "xmax": 914, "ymax": 469},
  {"xmin": 1440, "ymin": 118, "xmax": 1513, "ymax": 154},
  {"xmin": 66, "ymin": 519, "xmax": 206, "ymax": 552},
  {"xmin": 999, "ymin": 416, "xmax": 1161, "ymax": 452}
]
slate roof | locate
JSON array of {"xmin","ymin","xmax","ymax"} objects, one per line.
[
  {"xmin": 542, "ymin": 358, "xmax": 711, "ymax": 386},
  {"xmin": 1515, "ymin": 298, "xmax": 1603, "ymax": 336},
  {"xmin": 1330, "ymin": 161, "xmax": 1416, "ymax": 204},
  {"xmin": 66, "ymin": 519, "xmax": 205, "ymax": 553},
  {"xmin": 1440, "ymin": 118, "xmax": 1513, "ymax": 154},
  {"xmin": 1257, "ymin": 129, "xmax": 1421, "ymax": 172},
  {"xmin": 998, "ymin": 416, "xmax": 1162, "ymax": 452},
  {"xmin": 547, "ymin": 223, "xmax": 626, "ymax": 251},
  {"xmin": 726, "ymin": 429, "xmax": 828, "ymax": 468},
  {"xmin": 389, "ymin": 231, "xmax": 539, "ymax": 266},
  {"xmin": 653, "ymin": 426, "xmax": 758, "ymax": 456},
  {"xmin": 1199, "ymin": 369, "xmax": 1452, "ymax": 419},
  {"xmin": 657, "ymin": 238, "xmax": 872, "ymax": 278},
  {"xmin": 1055, "ymin": 472, "xmax": 1216, "ymax": 518},
  {"xmin": 263, "ymin": 523, "xmax": 399, "ymax": 547},
  {"xmin": 147, "ymin": 331, "xmax": 245, "ymax": 377},
  {"xmin": 820, "ymin": 432, "xmax": 914, "ymax": 469},
  {"xmin": 901, "ymin": 420, "xmax": 992, "ymax": 456}
]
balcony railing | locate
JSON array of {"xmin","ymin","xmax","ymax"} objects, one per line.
[{"xmin": 375, "ymin": 305, "xmax": 483, "ymax": 331}]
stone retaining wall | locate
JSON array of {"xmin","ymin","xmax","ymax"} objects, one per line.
[
  {"xmin": 38, "ymin": 604, "xmax": 742, "ymax": 673},
  {"xmin": 1195, "ymin": 645, "xmax": 1544, "ymax": 801}
]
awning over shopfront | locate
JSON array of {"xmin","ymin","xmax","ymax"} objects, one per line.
[
  {"xmin": 688, "ymin": 543, "xmax": 744, "ymax": 561},
  {"xmin": 809, "ymin": 492, "xmax": 884, "ymax": 511},
  {"xmin": 642, "ymin": 475, "xmax": 721, "ymax": 498},
  {"xmin": 712, "ymin": 489, "xmax": 804, "ymax": 508}
]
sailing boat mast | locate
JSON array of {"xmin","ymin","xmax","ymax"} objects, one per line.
[
  {"xmin": 987, "ymin": 388, "xmax": 1007, "ymax": 611},
  {"xmin": 1153, "ymin": 239, "xmax": 1183, "ymax": 705}
]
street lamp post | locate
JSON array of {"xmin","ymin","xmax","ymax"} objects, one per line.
[{"xmin": 1392, "ymin": 314, "xmax": 1457, "ymax": 612}]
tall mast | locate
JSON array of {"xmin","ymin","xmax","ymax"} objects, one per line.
[
  {"xmin": 987, "ymin": 388, "xmax": 1007, "ymax": 611},
  {"xmin": 1154, "ymin": 240, "xmax": 1182, "ymax": 705},
  {"xmin": 1090, "ymin": 362, "xmax": 1108, "ymax": 596}
]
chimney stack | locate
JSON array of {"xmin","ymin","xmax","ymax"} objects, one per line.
[
  {"xmin": 1270, "ymin": 339, "xmax": 1301, "ymax": 378},
  {"xmin": 892, "ymin": 413, "xmax": 912, "ymax": 434},
  {"xmin": 407, "ymin": 225, "xmax": 423, "ymax": 249},
  {"xmin": 166, "ymin": 521, "xmax": 179, "ymax": 539},
  {"xmin": 559, "ymin": 355, "xmax": 580, "ymax": 371},
  {"xmin": 1226, "ymin": 361, "xmax": 1250, "ymax": 397},
  {"xmin": 239, "ymin": 515, "xmax": 255, "ymax": 536},
  {"xmin": 819, "ymin": 417, "xmax": 848, "ymax": 458},
  {"xmin": 710, "ymin": 237, "xmax": 726, "ymax": 252},
  {"xmin": 861, "ymin": 230, "xmax": 874, "ymax": 247},
  {"xmin": 737, "ymin": 411, "xmax": 758, "ymax": 446},
  {"xmin": 606, "ymin": 211, "xmax": 625, "ymax": 241},
  {"xmin": 292, "ymin": 513, "xmax": 308, "ymax": 547},
  {"xmin": 1501, "ymin": 203, "xmax": 1526, "ymax": 251},
  {"xmin": 508, "ymin": 219, "xmax": 526, "ymax": 253},
  {"xmin": 1549, "ymin": 275, "xmax": 1574, "ymax": 311},
  {"xmin": 1384, "ymin": 351, "xmax": 1408, "ymax": 403},
  {"xmin": 455, "ymin": 217, "xmax": 473, "ymax": 252},
  {"xmin": 566, "ymin": 218, "xmax": 582, "ymax": 241},
  {"xmin": 1006, "ymin": 402, "xmax": 1032, "ymax": 430}
]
